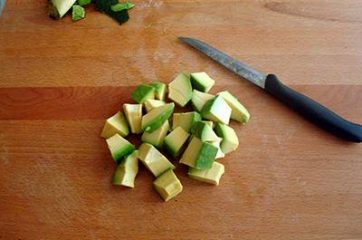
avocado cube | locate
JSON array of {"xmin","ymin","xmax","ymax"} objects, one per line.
[
  {"xmin": 202, "ymin": 120, "xmax": 214, "ymax": 129},
  {"xmin": 153, "ymin": 169, "xmax": 183, "ymax": 202},
  {"xmin": 49, "ymin": 0, "xmax": 77, "ymax": 19},
  {"xmin": 191, "ymin": 90, "xmax": 215, "ymax": 112},
  {"xmin": 100, "ymin": 111, "xmax": 129, "ymax": 138},
  {"xmin": 106, "ymin": 134, "xmax": 135, "ymax": 164},
  {"xmin": 190, "ymin": 72, "xmax": 215, "ymax": 93},
  {"xmin": 144, "ymin": 99, "xmax": 165, "ymax": 113},
  {"xmin": 123, "ymin": 104, "xmax": 142, "ymax": 134},
  {"xmin": 214, "ymin": 123, "xmax": 239, "ymax": 154},
  {"xmin": 218, "ymin": 91, "xmax": 250, "ymax": 124},
  {"xmin": 209, "ymin": 138, "xmax": 225, "ymax": 159},
  {"xmin": 201, "ymin": 96, "xmax": 232, "ymax": 124},
  {"xmin": 141, "ymin": 121, "xmax": 170, "ymax": 148},
  {"xmin": 131, "ymin": 84, "xmax": 155, "ymax": 104},
  {"xmin": 149, "ymin": 81, "xmax": 167, "ymax": 101},
  {"xmin": 164, "ymin": 126, "xmax": 190, "ymax": 158},
  {"xmin": 168, "ymin": 73, "xmax": 193, "ymax": 107},
  {"xmin": 138, "ymin": 143, "xmax": 175, "ymax": 177},
  {"xmin": 112, "ymin": 150, "xmax": 139, "ymax": 188},
  {"xmin": 142, "ymin": 103, "xmax": 174, "ymax": 133},
  {"xmin": 190, "ymin": 121, "xmax": 219, "ymax": 142},
  {"xmin": 172, "ymin": 111, "xmax": 201, "ymax": 133},
  {"xmin": 180, "ymin": 137, "xmax": 218, "ymax": 169},
  {"xmin": 188, "ymin": 162, "xmax": 225, "ymax": 185}
]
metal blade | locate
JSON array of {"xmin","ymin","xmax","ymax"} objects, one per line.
[{"xmin": 179, "ymin": 37, "xmax": 266, "ymax": 89}]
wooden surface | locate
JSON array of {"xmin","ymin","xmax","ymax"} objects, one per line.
[{"xmin": 1, "ymin": 0, "xmax": 362, "ymax": 239}]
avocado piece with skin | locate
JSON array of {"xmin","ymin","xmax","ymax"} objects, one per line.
[
  {"xmin": 180, "ymin": 136, "xmax": 218, "ymax": 169},
  {"xmin": 190, "ymin": 72, "xmax": 215, "ymax": 93},
  {"xmin": 168, "ymin": 73, "xmax": 193, "ymax": 107},
  {"xmin": 101, "ymin": 111, "xmax": 129, "ymax": 138},
  {"xmin": 191, "ymin": 90, "xmax": 215, "ymax": 112},
  {"xmin": 131, "ymin": 84, "xmax": 155, "ymax": 104},
  {"xmin": 164, "ymin": 126, "xmax": 190, "ymax": 158},
  {"xmin": 141, "ymin": 121, "xmax": 170, "ymax": 148},
  {"xmin": 149, "ymin": 82, "xmax": 167, "ymax": 101},
  {"xmin": 123, "ymin": 104, "xmax": 142, "ymax": 134},
  {"xmin": 172, "ymin": 111, "xmax": 201, "ymax": 133},
  {"xmin": 201, "ymin": 96, "xmax": 232, "ymax": 124},
  {"xmin": 106, "ymin": 134, "xmax": 135, "ymax": 164},
  {"xmin": 209, "ymin": 137, "xmax": 225, "ymax": 159},
  {"xmin": 214, "ymin": 123, "xmax": 239, "ymax": 154},
  {"xmin": 190, "ymin": 121, "xmax": 219, "ymax": 142},
  {"xmin": 218, "ymin": 91, "xmax": 250, "ymax": 124},
  {"xmin": 188, "ymin": 162, "xmax": 225, "ymax": 185},
  {"xmin": 153, "ymin": 169, "xmax": 183, "ymax": 202},
  {"xmin": 112, "ymin": 150, "xmax": 139, "ymax": 188},
  {"xmin": 144, "ymin": 99, "xmax": 165, "ymax": 113},
  {"xmin": 142, "ymin": 103, "xmax": 174, "ymax": 133},
  {"xmin": 138, "ymin": 143, "xmax": 175, "ymax": 177}
]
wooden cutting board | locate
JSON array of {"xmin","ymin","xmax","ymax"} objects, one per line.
[{"xmin": 1, "ymin": 1, "xmax": 361, "ymax": 239}]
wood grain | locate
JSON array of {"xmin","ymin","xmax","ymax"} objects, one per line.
[{"xmin": 1, "ymin": 0, "xmax": 362, "ymax": 239}]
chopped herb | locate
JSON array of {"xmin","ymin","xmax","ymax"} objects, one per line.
[
  {"xmin": 72, "ymin": 5, "xmax": 86, "ymax": 21},
  {"xmin": 77, "ymin": 0, "xmax": 92, "ymax": 6},
  {"xmin": 95, "ymin": 0, "xmax": 129, "ymax": 25},
  {"xmin": 111, "ymin": 2, "xmax": 135, "ymax": 12}
]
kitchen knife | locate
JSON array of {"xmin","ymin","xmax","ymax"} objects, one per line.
[{"xmin": 179, "ymin": 37, "xmax": 362, "ymax": 143}]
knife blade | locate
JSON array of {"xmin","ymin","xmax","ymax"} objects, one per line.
[{"xmin": 179, "ymin": 36, "xmax": 362, "ymax": 143}]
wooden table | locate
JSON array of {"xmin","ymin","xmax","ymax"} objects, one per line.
[{"xmin": 1, "ymin": 1, "xmax": 361, "ymax": 239}]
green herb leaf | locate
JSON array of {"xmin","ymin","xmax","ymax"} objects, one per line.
[
  {"xmin": 95, "ymin": 0, "xmax": 129, "ymax": 25},
  {"xmin": 111, "ymin": 2, "xmax": 135, "ymax": 12},
  {"xmin": 78, "ymin": 0, "xmax": 92, "ymax": 7},
  {"xmin": 72, "ymin": 5, "xmax": 86, "ymax": 21}
]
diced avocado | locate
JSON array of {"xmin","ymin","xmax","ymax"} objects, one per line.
[
  {"xmin": 106, "ymin": 134, "xmax": 135, "ymax": 164},
  {"xmin": 190, "ymin": 121, "xmax": 219, "ymax": 142},
  {"xmin": 123, "ymin": 104, "xmax": 142, "ymax": 134},
  {"xmin": 78, "ymin": 0, "xmax": 92, "ymax": 6},
  {"xmin": 218, "ymin": 91, "xmax": 250, "ymax": 124},
  {"xmin": 168, "ymin": 73, "xmax": 193, "ymax": 107},
  {"xmin": 131, "ymin": 84, "xmax": 155, "ymax": 104},
  {"xmin": 180, "ymin": 137, "xmax": 218, "ymax": 169},
  {"xmin": 201, "ymin": 96, "xmax": 232, "ymax": 124},
  {"xmin": 149, "ymin": 82, "xmax": 167, "ymax": 101},
  {"xmin": 49, "ymin": 0, "xmax": 77, "ymax": 19},
  {"xmin": 209, "ymin": 138, "xmax": 225, "ymax": 159},
  {"xmin": 188, "ymin": 162, "xmax": 225, "ymax": 185},
  {"xmin": 141, "ymin": 121, "xmax": 170, "ymax": 148},
  {"xmin": 153, "ymin": 169, "xmax": 183, "ymax": 202},
  {"xmin": 172, "ymin": 111, "xmax": 201, "ymax": 133},
  {"xmin": 138, "ymin": 143, "xmax": 175, "ymax": 177},
  {"xmin": 191, "ymin": 90, "xmax": 215, "ymax": 112},
  {"xmin": 72, "ymin": 5, "xmax": 86, "ymax": 21},
  {"xmin": 190, "ymin": 72, "xmax": 215, "ymax": 93},
  {"xmin": 202, "ymin": 120, "xmax": 214, "ymax": 129},
  {"xmin": 142, "ymin": 103, "xmax": 175, "ymax": 133},
  {"xmin": 164, "ymin": 127, "xmax": 190, "ymax": 158},
  {"xmin": 101, "ymin": 111, "xmax": 129, "ymax": 138},
  {"xmin": 112, "ymin": 150, "xmax": 139, "ymax": 188},
  {"xmin": 214, "ymin": 123, "xmax": 239, "ymax": 154},
  {"xmin": 144, "ymin": 99, "xmax": 165, "ymax": 113}
]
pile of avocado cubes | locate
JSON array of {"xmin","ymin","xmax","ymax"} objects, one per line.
[{"xmin": 101, "ymin": 72, "xmax": 250, "ymax": 202}]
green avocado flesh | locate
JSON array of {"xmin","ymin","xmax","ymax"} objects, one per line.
[
  {"xmin": 188, "ymin": 161, "xmax": 225, "ymax": 185},
  {"xmin": 138, "ymin": 143, "xmax": 175, "ymax": 177},
  {"xmin": 106, "ymin": 134, "xmax": 135, "ymax": 164},
  {"xmin": 168, "ymin": 73, "xmax": 193, "ymax": 107},
  {"xmin": 201, "ymin": 96, "xmax": 232, "ymax": 124},
  {"xmin": 164, "ymin": 126, "xmax": 190, "ymax": 158},
  {"xmin": 190, "ymin": 121, "xmax": 219, "ymax": 142},
  {"xmin": 191, "ymin": 90, "xmax": 215, "ymax": 112},
  {"xmin": 101, "ymin": 111, "xmax": 129, "ymax": 138},
  {"xmin": 141, "ymin": 121, "xmax": 170, "ymax": 148},
  {"xmin": 142, "ymin": 103, "xmax": 175, "ymax": 133},
  {"xmin": 123, "ymin": 104, "xmax": 142, "ymax": 134},
  {"xmin": 153, "ymin": 169, "xmax": 183, "ymax": 202},
  {"xmin": 190, "ymin": 72, "xmax": 215, "ymax": 93},
  {"xmin": 131, "ymin": 84, "xmax": 155, "ymax": 103},
  {"xmin": 214, "ymin": 123, "xmax": 239, "ymax": 154},
  {"xmin": 112, "ymin": 150, "xmax": 139, "ymax": 188},
  {"xmin": 144, "ymin": 99, "xmax": 165, "ymax": 112},
  {"xmin": 172, "ymin": 111, "xmax": 201, "ymax": 133},
  {"xmin": 218, "ymin": 91, "xmax": 250, "ymax": 124},
  {"xmin": 179, "ymin": 137, "xmax": 218, "ymax": 170},
  {"xmin": 149, "ymin": 82, "xmax": 167, "ymax": 101}
]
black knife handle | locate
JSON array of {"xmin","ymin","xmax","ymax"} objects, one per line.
[{"xmin": 264, "ymin": 74, "xmax": 362, "ymax": 143}]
